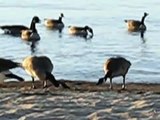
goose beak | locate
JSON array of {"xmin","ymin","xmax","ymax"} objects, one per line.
[{"xmin": 38, "ymin": 19, "xmax": 41, "ymax": 23}]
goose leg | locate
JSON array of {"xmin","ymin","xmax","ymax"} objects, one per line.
[
  {"xmin": 105, "ymin": 71, "xmax": 112, "ymax": 82},
  {"xmin": 59, "ymin": 28, "xmax": 62, "ymax": 33},
  {"xmin": 31, "ymin": 77, "xmax": 36, "ymax": 89},
  {"xmin": 122, "ymin": 75, "xmax": 126, "ymax": 90},
  {"xmin": 104, "ymin": 74, "xmax": 108, "ymax": 82},
  {"xmin": 43, "ymin": 80, "xmax": 47, "ymax": 88},
  {"xmin": 109, "ymin": 78, "xmax": 113, "ymax": 89}
]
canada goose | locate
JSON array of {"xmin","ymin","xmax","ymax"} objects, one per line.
[
  {"xmin": 0, "ymin": 16, "xmax": 40, "ymax": 36},
  {"xmin": 44, "ymin": 13, "xmax": 64, "ymax": 32},
  {"xmin": 0, "ymin": 58, "xmax": 24, "ymax": 82},
  {"xmin": 124, "ymin": 12, "xmax": 148, "ymax": 32},
  {"xmin": 21, "ymin": 29, "xmax": 40, "ymax": 41},
  {"xmin": 96, "ymin": 57, "xmax": 131, "ymax": 90},
  {"xmin": 22, "ymin": 56, "xmax": 69, "ymax": 89},
  {"xmin": 68, "ymin": 25, "xmax": 94, "ymax": 38}
]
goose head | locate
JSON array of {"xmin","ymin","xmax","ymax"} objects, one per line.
[
  {"xmin": 84, "ymin": 26, "xmax": 94, "ymax": 37},
  {"xmin": 144, "ymin": 12, "xmax": 149, "ymax": 17},
  {"xmin": 60, "ymin": 13, "xmax": 64, "ymax": 18},
  {"xmin": 32, "ymin": 16, "xmax": 41, "ymax": 24},
  {"xmin": 59, "ymin": 13, "xmax": 64, "ymax": 22}
]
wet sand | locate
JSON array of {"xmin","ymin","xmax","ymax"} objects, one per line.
[{"xmin": 0, "ymin": 80, "xmax": 160, "ymax": 120}]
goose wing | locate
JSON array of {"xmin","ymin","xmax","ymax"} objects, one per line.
[
  {"xmin": 0, "ymin": 25, "xmax": 29, "ymax": 36},
  {"xmin": 125, "ymin": 20, "xmax": 141, "ymax": 27}
]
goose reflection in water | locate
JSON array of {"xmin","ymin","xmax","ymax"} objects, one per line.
[
  {"xmin": 30, "ymin": 41, "xmax": 39, "ymax": 54},
  {"xmin": 127, "ymin": 31, "xmax": 146, "ymax": 44},
  {"xmin": 140, "ymin": 31, "xmax": 146, "ymax": 43},
  {"xmin": 24, "ymin": 40, "xmax": 39, "ymax": 55}
]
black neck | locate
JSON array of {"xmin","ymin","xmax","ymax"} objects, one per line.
[
  {"xmin": 141, "ymin": 15, "xmax": 147, "ymax": 24},
  {"xmin": 46, "ymin": 72, "xmax": 59, "ymax": 87},
  {"xmin": 59, "ymin": 16, "xmax": 62, "ymax": 22},
  {"xmin": 30, "ymin": 20, "xmax": 37, "ymax": 33}
]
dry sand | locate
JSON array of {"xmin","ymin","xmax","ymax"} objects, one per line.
[{"xmin": 0, "ymin": 80, "xmax": 160, "ymax": 120}]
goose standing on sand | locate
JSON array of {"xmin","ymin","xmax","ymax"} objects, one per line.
[
  {"xmin": 0, "ymin": 16, "xmax": 41, "ymax": 36},
  {"xmin": 68, "ymin": 25, "xmax": 94, "ymax": 38},
  {"xmin": 44, "ymin": 13, "xmax": 64, "ymax": 32},
  {"xmin": 0, "ymin": 58, "xmax": 24, "ymax": 83},
  {"xmin": 96, "ymin": 57, "xmax": 131, "ymax": 90},
  {"xmin": 22, "ymin": 56, "xmax": 69, "ymax": 89},
  {"xmin": 124, "ymin": 12, "xmax": 148, "ymax": 32}
]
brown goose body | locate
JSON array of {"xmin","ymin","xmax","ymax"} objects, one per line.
[
  {"xmin": 97, "ymin": 57, "xmax": 131, "ymax": 90},
  {"xmin": 21, "ymin": 30, "xmax": 40, "ymax": 41},
  {"xmin": 124, "ymin": 12, "xmax": 148, "ymax": 32},
  {"xmin": 0, "ymin": 25, "xmax": 28, "ymax": 36},
  {"xmin": 0, "ymin": 16, "xmax": 40, "ymax": 36},
  {"xmin": 0, "ymin": 16, "xmax": 40, "ymax": 37},
  {"xmin": 68, "ymin": 25, "xmax": 93, "ymax": 38},
  {"xmin": 44, "ymin": 13, "xmax": 64, "ymax": 30},
  {"xmin": 22, "ymin": 56, "xmax": 69, "ymax": 89}
]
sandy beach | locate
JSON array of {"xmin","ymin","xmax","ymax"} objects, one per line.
[{"xmin": 0, "ymin": 80, "xmax": 160, "ymax": 120}]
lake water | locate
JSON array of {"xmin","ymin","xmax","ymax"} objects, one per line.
[{"xmin": 0, "ymin": 0, "xmax": 160, "ymax": 83}]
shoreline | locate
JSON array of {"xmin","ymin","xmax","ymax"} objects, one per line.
[
  {"xmin": 0, "ymin": 80, "xmax": 160, "ymax": 119},
  {"xmin": 0, "ymin": 79, "xmax": 160, "ymax": 93}
]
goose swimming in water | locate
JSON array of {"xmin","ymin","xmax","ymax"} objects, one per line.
[
  {"xmin": 68, "ymin": 25, "xmax": 93, "ymax": 38},
  {"xmin": 0, "ymin": 58, "xmax": 24, "ymax": 83},
  {"xmin": 97, "ymin": 57, "xmax": 131, "ymax": 90},
  {"xmin": 124, "ymin": 12, "xmax": 148, "ymax": 32},
  {"xmin": 0, "ymin": 16, "xmax": 41, "ymax": 36},
  {"xmin": 21, "ymin": 29, "xmax": 40, "ymax": 41},
  {"xmin": 44, "ymin": 13, "xmax": 64, "ymax": 32}
]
